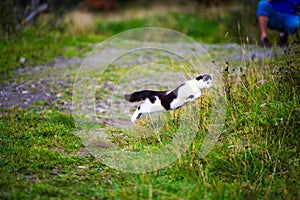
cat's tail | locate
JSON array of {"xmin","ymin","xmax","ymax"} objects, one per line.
[{"xmin": 124, "ymin": 90, "xmax": 162, "ymax": 102}]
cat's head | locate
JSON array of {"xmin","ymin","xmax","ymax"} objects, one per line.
[{"xmin": 195, "ymin": 74, "xmax": 213, "ymax": 89}]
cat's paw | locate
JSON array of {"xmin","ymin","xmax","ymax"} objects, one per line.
[{"xmin": 131, "ymin": 117, "xmax": 137, "ymax": 123}]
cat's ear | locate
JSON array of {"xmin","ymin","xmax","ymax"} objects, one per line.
[{"xmin": 196, "ymin": 75, "xmax": 203, "ymax": 81}]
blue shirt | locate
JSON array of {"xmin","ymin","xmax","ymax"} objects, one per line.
[{"xmin": 270, "ymin": 0, "xmax": 300, "ymax": 15}]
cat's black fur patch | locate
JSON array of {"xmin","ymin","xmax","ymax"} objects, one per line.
[
  {"xmin": 160, "ymin": 91, "xmax": 177, "ymax": 110},
  {"xmin": 172, "ymin": 83, "xmax": 185, "ymax": 96},
  {"xmin": 148, "ymin": 95, "xmax": 157, "ymax": 104},
  {"xmin": 204, "ymin": 75, "xmax": 212, "ymax": 81},
  {"xmin": 196, "ymin": 75, "xmax": 203, "ymax": 80},
  {"xmin": 125, "ymin": 88, "xmax": 181, "ymax": 110},
  {"xmin": 124, "ymin": 90, "xmax": 165, "ymax": 102}
]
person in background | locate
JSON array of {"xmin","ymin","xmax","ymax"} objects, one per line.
[{"xmin": 257, "ymin": 0, "xmax": 300, "ymax": 47}]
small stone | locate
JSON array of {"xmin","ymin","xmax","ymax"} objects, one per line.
[
  {"xmin": 95, "ymin": 107, "xmax": 106, "ymax": 113},
  {"xmin": 78, "ymin": 166, "xmax": 88, "ymax": 169},
  {"xmin": 22, "ymin": 90, "xmax": 29, "ymax": 94},
  {"xmin": 56, "ymin": 93, "xmax": 62, "ymax": 98},
  {"xmin": 20, "ymin": 57, "xmax": 26, "ymax": 63},
  {"xmin": 260, "ymin": 103, "xmax": 267, "ymax": 107}
]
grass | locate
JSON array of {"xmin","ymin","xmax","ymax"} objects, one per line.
[
  {"xmin": 1, "ymin": 4, "xmax": 299, "ymax": 199},
  {"xmin": 1, "ymin": 43, "xmax": 299, "ymax": 199},
  {"xmin": 0, "ymin": 27, "xmax": 104, "ymax": 82},
  {"xmin": 96, "ymin": 12, "xmax": 223, "ymax": 43}
]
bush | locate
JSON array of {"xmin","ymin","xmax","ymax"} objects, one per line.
[
  {"xmin": 0, "ymin": 1, "xmax": 22, "ymax": 39},
  {"xmin": 223, "ymin": 1, "xmax": 260, "ymax": 43}
]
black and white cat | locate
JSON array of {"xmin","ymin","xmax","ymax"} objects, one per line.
[{"xmin": 124, "ymin": 74, "xmax": 213, "ymax": 122}]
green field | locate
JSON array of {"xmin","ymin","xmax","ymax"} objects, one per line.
[{"xmin": 1, "ymin": 2, "xmax": 299, "ymax": 199}]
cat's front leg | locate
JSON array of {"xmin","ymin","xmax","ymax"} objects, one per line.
[
  {"xmin": 187, "ymin": 91, "xmax": 202, "ymax": 102},
  {"xmin": 194, "ymin": 92, "xmax": 202, "ymax": 99}
]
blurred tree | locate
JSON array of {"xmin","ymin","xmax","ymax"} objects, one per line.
[
  {"xmin": 48, "ymin": 0, "xmax": 82, "ymax": 10},
  {"xmin": 81, "ymin": 0, "xmax": 118, "ymax": 11},
  {"xmin": 0, "ymin": 0, "xmax": 24, "ymax": 38},
  {"xmin": 0, "ymin": 0, "xmax": 83, "ymax": 38},
  {"xmin": 224, "ymin": 0, "xmax": 259, "ymax": 43},
  {"xmin": 194, "ymin": 0, "xmax": 234, "ymax": 6}
]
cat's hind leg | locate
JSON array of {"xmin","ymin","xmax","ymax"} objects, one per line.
[
  {"xmin": 131, "ymin": 106, "xmax": 142, "ymax": 122},
  {"xmin": 131, "ymin": 98, "xmax": 164, "ymax": 123},
  {"xmin": 131, "ymin": 101, "xmax": 153, "ymax": 122}
]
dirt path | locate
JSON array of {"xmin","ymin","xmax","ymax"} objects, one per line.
[{"xmin": 0, "ymin": 43, "xmax": 281, "ymax": 112}]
